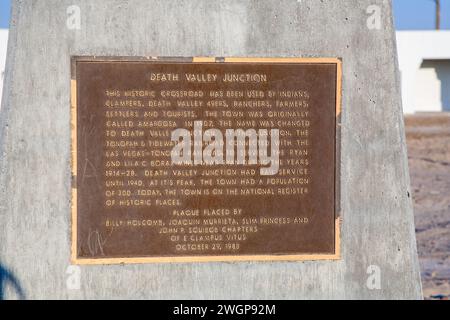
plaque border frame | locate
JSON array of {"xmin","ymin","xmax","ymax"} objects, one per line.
[{"xmin": 70, "ymin": 56, "xmax": 342, "ymax": 265}]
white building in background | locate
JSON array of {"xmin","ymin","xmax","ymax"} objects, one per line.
[
  {"xmin": 0, "ymin": 29, "xmax": 8, "ymax": 104},
  {"xmin": 397, "ymin": 31, "xmax": 450, "ymax": 114},
  {"xmin": 0, "ymin": 29, "xmax": 449, "ymax": 114}
]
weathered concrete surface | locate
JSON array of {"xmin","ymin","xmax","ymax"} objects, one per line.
[{"xmin": 0, "ymin": 0, "xmax": 422, "ymax": 299}]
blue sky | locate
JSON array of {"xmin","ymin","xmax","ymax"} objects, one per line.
[
  {"xmin": 0, "ymin": 0, "xmax": 449, "ymax": 30},
  {"xmin": 0, "ymin": 0, "xmax": 10, "ymax": 29},
  {"xmin": 394, "ymin": 0, "xmax": 450, "ymax": 29}
]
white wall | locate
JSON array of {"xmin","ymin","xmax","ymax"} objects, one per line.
[
  {"xmin": 0, "ymin": 29, "xmax": 8, "ymax": 104},
  {"xmin": 397, "ymin": 31, "xmax": 450, "ymax": 114},
  {"xmin": 414, "ymin": 60, "xmax": 450, "ymax": 112}
]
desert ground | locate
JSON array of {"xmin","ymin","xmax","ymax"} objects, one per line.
[{"xmin": 405, "ymin": 113, "xmax": 450, "ymax": 300}]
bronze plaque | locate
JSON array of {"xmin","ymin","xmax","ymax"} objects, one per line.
[{"xmin": 71, "ymin": 57, "xmax": 341, "ymax": 264}]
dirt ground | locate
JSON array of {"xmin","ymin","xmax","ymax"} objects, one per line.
[{"xmin": 405, "ymin": 113, "xmax": 450, "ymax": 300}]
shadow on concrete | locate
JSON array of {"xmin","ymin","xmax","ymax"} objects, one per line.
[
  {"xmin": 424, "ymin": 60, "xmax": 450, "ymax": 112},
  {"xmin": 0, "ymin": 263, "xmax": 25, "ymax": 300}
]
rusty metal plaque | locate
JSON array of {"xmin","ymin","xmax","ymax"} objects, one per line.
[{"xmin": 71, "ymin": 57, "xmax": 341, "ymax": 264}]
